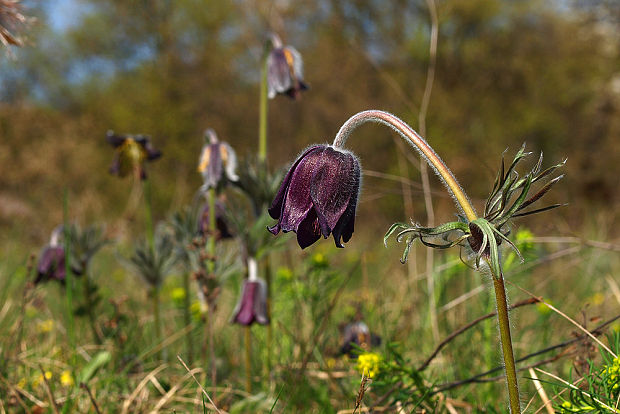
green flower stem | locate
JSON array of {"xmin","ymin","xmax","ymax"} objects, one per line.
[
  {"xmin": 258, "ymin": 53, "xmax": 269, "ymax": 164},
  {"xmin": 83, "ymin": 273, "xmax": 101, "ymax": 345},
  {"xmin": 63, "ymin": 189, "xmax": 76, "ymax": 373},
  {"xmin": 152, "ymin": 286, "xmax": 162, "ymax": 360},
  {"xmin": 206, "ymin": 187, "xmax": 217, "ymax": 392},
  {"xmin": 492, "ymin": 272, "xmax": 521, "ymax": 413},
  {"xmin": 183, "ymin": 271, "xmax": 193, "ymax": 363},
  {"xmin": 332, "ymin": 110, "xmax": 521, "ymax": 413},
  {"xmin": 244, "ymin": 326, "xmax": 252, "ymax": 393},
  {"xmin": 143, "ymin": 180, "xmax": 155, "ymax": 253}
]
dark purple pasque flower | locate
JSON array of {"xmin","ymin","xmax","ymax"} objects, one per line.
[
  {"xmin": 267, "ymin": 34, "xmax": 308, "ymax": 100},
  {"xmin": 268, "ymin": 145, "xmax": 361, "ymax": 249},
  {"xmin": 106, "ymin": 131, "xmax": 162, "ymax": 180},
  {"xmin": 198, "ymin": 199, "xmax": 233, "ymax": 240},
  {"xmin": 35, "ymin": 226, "xmax": 66, "ymax": 284},
  {"xmin": 35, "ymin": 246, "xmax": 66, "ymax": 284},
  {"xmin": 197, "ymin": 129, "xmax": 238, "ymax": 191},
  {"xmin": 339, "ymin": 321, "xmax": 382, "ymax": 357},
  {"xmin": 231, "ymin": 278, "xmax": 269, "ymax": 326}
]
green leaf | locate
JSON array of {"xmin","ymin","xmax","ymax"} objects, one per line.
[{"xmin": 78, "ymin": 351, "xmax": 112, "ymax": 384}]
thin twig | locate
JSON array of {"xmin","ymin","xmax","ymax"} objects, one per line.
[
  {"xmin": 80, "ymin": 382, "xmax": 101, "ymax": 414},
  {"xmin": 418, "ymin": 298, "xmax": 539, "ymax": 371},
  {"xmin": 38, "ymin": 365, "xmax": 59, "ymax": 414},
  {"xmin": 176, "ymin": 355, "xmax": 223, "ymax": 414},
  {"xmin": 527, "ymin": 368, "xmax": 554, "ymax": 414},
  {"xmin": 535, "ymin": 368, "xmax": 620, "ymax": 413},
  {"xmin": 507, "ymin": 281, "xmax": 617, "ymax": 358}
]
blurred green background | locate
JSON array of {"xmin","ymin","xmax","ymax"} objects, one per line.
[{"xmin": 2, "ymin": 0, "xmax": 619, "ymax": 251}]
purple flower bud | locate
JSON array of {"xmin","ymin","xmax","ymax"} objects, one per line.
[
  {"xmin": 267, "ymin": 45, "xmax": 308, "ymax": 100},
  {"xmin": 268, "ymin": 145, "xmax": 361, "ymax": 249},
  {"xmin": 35, "ymin": 246, "xmax": 66, "ymax": 284},
  {"xmin": 231, "ymin": 279, "xmax": 269, "ymax": 326}
]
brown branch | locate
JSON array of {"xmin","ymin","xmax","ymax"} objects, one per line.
[
  {"xmin": 80, "ymin": 382, "xmax": 102, "ymax": 414},
  {"xmin": 418, "ymin": 298, "xmax": 539, "ymax": 371}
]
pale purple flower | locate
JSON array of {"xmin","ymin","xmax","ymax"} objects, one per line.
[
  {"xmin": 197, "ymin": 129, "xmax": 238, "ymax": 190},
  {"xmin": 267, "ymin": 34, "xmax": 308, "ymax": 100}
]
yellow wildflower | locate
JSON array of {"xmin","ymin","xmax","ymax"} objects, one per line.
[
  {"xmin": 587, "ymin": 292, "xmax": 605, "ymax": 306},
  {"xmin": 356, "ymin": 352, "xmax": 382, "ymax": 379},
  {"xmin": 37, "ymin": 319, "xmax": 54, "ymax": 333},
  {"xmin": 171, "ymin": 287, "xmax": 186, "ymax": 307},
  {"xmin": 60, "ymin": 370, "xmax": 74, "ymax": 387}
]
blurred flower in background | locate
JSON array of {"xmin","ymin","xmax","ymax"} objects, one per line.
[
  {"xmin": 198, "ymin": 128, "xmax": 239, "ymax": 191},
  {"xmin": 267, "ymin": 33, "xmax": 308, "ymax": 100},
  {"xmin": 198, "ymin": 198, "xmax": 233, "ymax": 240},
  {"xmin": 106, "ymin": 131, "xmax": 162, "ymax": 180},
  {"xmin": 35, "ymin": 226, "xmax": 67, "ymax": 284},
  {"xmin": 231, "ymin": 258, "xmax": 269, "ymax": 326},
  {"xmin": 339, "ymin": 321, "xmax": 382, "ymax": 357},
  {"xmin": 268, "ymin": 145, "xmax": 361, "ymax": 249},
  {"xmin": 0, "ymin": 0, "xmax": 32, "ymax": 48}
]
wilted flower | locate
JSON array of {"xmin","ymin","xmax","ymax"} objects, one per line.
[
  {"xmin": 197, "ymin": 128, "xmax": 238, "ymax": 191},
  {"xmin": 267, "ymin": 33, "xmax": 308, "ymax": 99},
  {"xmin": 35, "ymin": 226, "xmax": 66, "ymax": 284},
  {"xmin": 198, "ymin": 198, "xmax": 233, "ymax": 239},
  {"xmin": 231, "ymin": 258, "xmax": 269, "ymax": 326},
  {"xmin": 106, "ymin": 131, "xmax": 162, "ymax": 180},
  {"xmin": 268, "ymin": 145, "xmax": 361, "ymax": 249},
  {"xmin": 0, "ymin": 0, "xmax": 32, "ymax": 48}
]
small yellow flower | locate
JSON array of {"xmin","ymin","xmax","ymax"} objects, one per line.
[
  {"xmin": 587, "ymin": 292, "xmax": 605, "ymax": 306},
  {"xmin": 536, "ymin": 300, "xmax": 553, "ymax": 316},
  {"xmin": 60, "ymin": 370, "xmax": 74, "ymax": 387},
  {"xmin": 311, "ymin": 253, "xmax": 328, "ymax": 268},
  {"xmin": 356, "ymin": 352, "xmax": 382, "ymax": 379},
  {"xmin": 171, "ymin": 287, "xmax": 186, "ymax": 307},
  {"xmin": 33, "ymin": 371, "xmax": 52, "ymax": 388},
  {"xmin": 17, "ymin": 377, "xmax": 27, "ymax": 388},
  {"xmin": 190, "ymin": 300, "xmax": 206, "ymax": 322},
  {"xmin": 37, "ymin": 319, "xmax": 54, "ymax": 333},
  {"xmin": 602, "ymin": 357, "xmax": 620, "ymax": 392},
  {"xmin": 276, "ymin": 267, "xmax": 293, "ymax": 281}
]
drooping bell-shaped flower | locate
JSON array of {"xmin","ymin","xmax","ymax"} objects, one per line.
[
  {"xmin": 35, "ymin": 226, "xmax": 66, "ymax": 284},
  {"xmin": 268, "ymin": 145, "xmax": 361, "ymax": 249},
  {"xmin": 231, "ymin": 258, "xmax": 269, "ymax": 326},
  {"xmin": 197, "ymin": 128, "xmax": 239, "ymax": 191},
  {"xmin": 198, "ymin": 198, "xmax": 233, "ymax": 240},
  {"xmin": 106, "ymin": 131, "xmax": 162, "ymax": 180},
  {"xmin": 267, "ymin": 33, "xmax": 308, "ymax": 100}
]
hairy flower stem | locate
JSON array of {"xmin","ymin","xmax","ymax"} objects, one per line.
[
  {"xmin": 332, "ymin": 110, "xmax": 521, "ymax": 413},
  {"xmin": 258, "ymin": 45, "xmax": 274, "ymax": 379},
  {"xmin": 492, "ymin": 274, "xmax": 520, "ymax": 413},
  {"xmin": 206, "ymin": 187, "xmax": 217, "ymax": 392}
]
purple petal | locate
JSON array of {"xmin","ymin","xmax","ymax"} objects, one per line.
[
  {"xmin": 268, "ymin": 146, "xmax": 322, "ymax": 220},
  {"xmin": 310, "ymin": 148, "xmax": 357, "ymax": 238},
  {"xmin": 106, "ymin": 131, "xmax": 126, "ymax": 148},
  {"xmin": 296, "ymin": 208, "xmax": 322, "ymax": 249}
]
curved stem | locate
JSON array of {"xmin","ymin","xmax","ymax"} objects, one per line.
[
  {"xmin": 332, "ymin": 110, "xmax": 477, "ymax": 221},
  {"xmin": 332, "ymin": 110, "xmax": 521, "ymax": 413}
]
